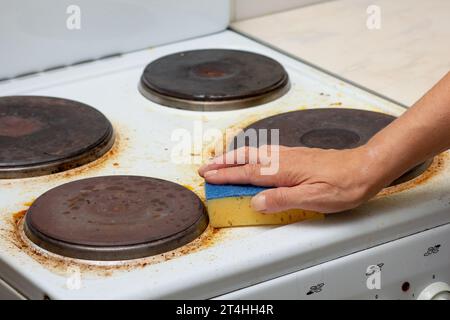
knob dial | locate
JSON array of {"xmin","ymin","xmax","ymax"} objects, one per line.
[{"xmin": 417, "ymin": 282, "xmax": 450, "ymax": 300}]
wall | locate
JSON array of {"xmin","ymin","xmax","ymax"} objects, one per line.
[{"xmin": 0, "ymin": 0, "xmax": 230, "ymax": 79}]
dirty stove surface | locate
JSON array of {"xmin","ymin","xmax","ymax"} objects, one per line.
[{"xmin": 0, "ymin": 31, "xmax": 449, "ymax": 299}]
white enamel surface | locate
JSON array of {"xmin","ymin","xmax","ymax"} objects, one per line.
[{"xmin": 0, "ymin": 31, "xmax": 449, "ymax": 299}]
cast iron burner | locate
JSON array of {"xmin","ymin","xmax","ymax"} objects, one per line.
[
  {"xmin": 24, "ymin": 176, "xmax": 208, "ymax": 261},
  {"xmin": 0, "ymin": 96, "xmax": 114, "ymax": 178},
  {"xmin": 139, "ymin": 49, "xmax": 290, "ymax": 111},
  {"xmin": 233, "ymin": 108, "xmax": 432, "ymax": 187}
]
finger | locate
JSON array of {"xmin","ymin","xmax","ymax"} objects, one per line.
[
  {"xmin": 198, "ymin": 146, "xmax": 256, "ymax": 176},
  {"xmin": 199, "ymin": 145, "xmax": 286, "ymax": 176},
  {"xmin": 203, "ymin": 164, "xmax": 278, "ymax": 186},
  {"xmin": 198, "ymin": 160, "xmax": 246, "ymax": 177},
  {"xmin": 198, "ymin": 161, "xmax": 243, "ymax": 177},
  {"xmin": 251, "ymin": 184, "xmax": 331, "ymax": 213}
]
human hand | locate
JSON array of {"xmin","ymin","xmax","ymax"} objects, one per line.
[{"xmin": 199, "ymin": 146, "xmax": 388, "ymax": 214}]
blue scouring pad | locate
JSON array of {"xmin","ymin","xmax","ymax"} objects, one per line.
[{"xmin": 204, "ymin": 183, "xmax": 270, "ymax": 200}]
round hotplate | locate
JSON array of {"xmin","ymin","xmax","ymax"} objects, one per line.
[
  {"xmin": 233, "ymin": 108, "xmax": 432, "ymax": 186},
  {"xmin": 0, "ymin": 96, "xmax": 114, "ymax": 178},
  {"xmin": 139, "ymin": 49, "xmax": 290, "ymax": 111},
  {"xmin": 234, "ymin": 108, "xmax": 395, "ymax": 149},
  {"xmin": 24, "ymin": 176, "xmax": 208, "ymax": 261}
]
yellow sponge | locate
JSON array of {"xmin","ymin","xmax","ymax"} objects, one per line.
[{"xmin": 205, "ymin": 183, "xmax": 323, "ymax": 228}]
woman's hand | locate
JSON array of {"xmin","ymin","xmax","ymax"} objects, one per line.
[
  {"xmin": 199, "ymin": 73, "xmax": 450, "ymax": 214},
  {"xmin": 199, "ymin": 146, "xmax": 388, "ymax": 214}
]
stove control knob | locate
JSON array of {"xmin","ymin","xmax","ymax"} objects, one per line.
[{"xmin": 417, "ymin": 282, "xmax": 450, "ymax": 300}]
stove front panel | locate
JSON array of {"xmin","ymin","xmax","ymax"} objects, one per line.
[{"xmin": 216, "ymin": 223, "xmax": 450, "ymax": 300}]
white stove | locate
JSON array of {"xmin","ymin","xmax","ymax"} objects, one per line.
[{"xmin": 1, "ymin": 2, "xmax": 450, "ymax": 300}]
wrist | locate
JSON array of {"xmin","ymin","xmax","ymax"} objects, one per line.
[{"xmin": 355, "ymin": 142, "xmax": 397, "ymax": 195}]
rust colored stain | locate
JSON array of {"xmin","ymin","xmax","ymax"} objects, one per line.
[
  {"xmin": 0, "ymin": 127, "xmax": 126, "ymax": 187},
  {"xmin": 57, "ymin": 124, "xmax": 131, "ymax": 179},
  {"xmin": 6, "ymin": 209, "xmax": 224, "ymax": 277},
  {"xmin": 56, "ymin": 134, "xmax": 122, "ymax": 179},
  {"xmin": 12, "ymin": 210, "xmax": 27, "ymax": 228},
  {"xmin": 27, "ymin": 130, "xmax": 128, "ymax": 184},
  {"xmin": 377, "ymin": 153, "xmax": 448, "ymax": 198}
]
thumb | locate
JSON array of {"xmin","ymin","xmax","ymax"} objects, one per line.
[{"xmin": 251, "ymin": 186, "xmax": 316, "ymax": 213}]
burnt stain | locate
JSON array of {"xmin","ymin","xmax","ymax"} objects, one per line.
[
  {"xmin": 0, "ymin": 96, "xmax": 115, "ymax": 179},
  {"xmin": 0, "ymin": 125, "xmax": 128, "ymax": 188},
  {"xmin": 35, "ymin": 131, "xmax": 126, "ymax": 182},
  {"xmin": 7, "ymin": 209, "xmax": 224, "ymax": 277},
  {"xmin": 378, "ymin": 153, "xmax": 448, "ymax": 197},
  {"xmin": 57, "ymin": 134, "xmax": 123, "ymax": 179}
]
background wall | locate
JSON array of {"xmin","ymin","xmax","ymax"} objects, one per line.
[
  {"xmin": 231, "ymin": 0, "xmax": 331, "ymax": 21},
  {"xmin": 231, "ymin": 0, "xmax": 450, "ymax": 106}
]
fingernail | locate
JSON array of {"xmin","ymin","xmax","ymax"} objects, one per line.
[
  {"xmin": 204, "ymin": 170, "xmax": 218, "ymax": 178},
  {"xmin": 251, "ymin": 194, "xmax": 266, "ymax": 212}
]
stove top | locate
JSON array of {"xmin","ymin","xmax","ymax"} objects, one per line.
[
  {"xmin": 0, "ymin": 96, "xmax": 114, "ymax": 179},
  {"xmin": 0, "ymin": 31, "xmax": 449, "ymax": 300},
  {"xmin": 24, "ymin": 176, "xmax": 208, "ymax": 261},
  {"xmin": 139, "ymin": 49, "xmax": 290, "ymax": 111}
]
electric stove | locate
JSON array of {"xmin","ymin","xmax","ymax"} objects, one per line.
[{"xmin": 1, "ymin": 29, "xmax": 449, "ymax": 300}]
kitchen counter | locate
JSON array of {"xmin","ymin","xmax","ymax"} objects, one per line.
[{"xmin": 232, "ymin": 0, "xmax": 450, "ymax": 106}]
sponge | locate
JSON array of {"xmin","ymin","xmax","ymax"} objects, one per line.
[{"xmin": 205, "ymin": 183, "xmax": 324, "ymax": 228}]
